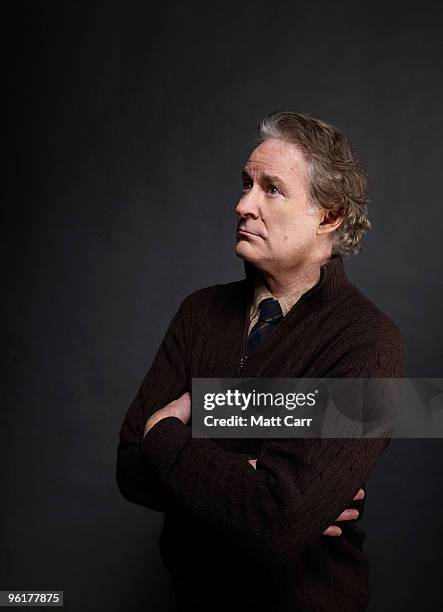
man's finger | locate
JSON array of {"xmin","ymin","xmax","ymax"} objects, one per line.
[
  {"xmin": 248, "ymin": 459, "xmax": 257, "ymax": 469},
  {"xmin": 335, "ymin": 509, "xmax": 359, "ymax": 522},
  {"xmin": 353, "ymin": 488, "xmax": 365, "ymax": 501},
  {"xmin": 323, "ymin": 526, "xmax": 342, "ymax": 537},
  {"xmin": 170, "ymin": 392, "xmax": 192, "ymax": 424}
]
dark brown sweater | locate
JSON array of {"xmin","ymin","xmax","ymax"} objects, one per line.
[{"xmin": 116, "ymin": 255, "xmax": 406, "ymax": 612}]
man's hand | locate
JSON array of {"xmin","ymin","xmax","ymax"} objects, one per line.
[
  {"xmin": 321, "ymin": 487, "xmax": 364, "ymax": 536},
  {"xmin": 247, "ymin": 458, "xmax": 364, "ymax": 537},
  {"xmin": 143, "ymin": 391, "xmax": 191, "ymax": 438}
]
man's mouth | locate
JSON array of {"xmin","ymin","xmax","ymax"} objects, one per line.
[{"xmin": 237, "ymin": 227, "xmax": 260, "ymax": 238}]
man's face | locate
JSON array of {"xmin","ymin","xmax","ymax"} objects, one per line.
[{"xmin": 235, "ymin": 137, "xmax": 323, "ymax": 275}]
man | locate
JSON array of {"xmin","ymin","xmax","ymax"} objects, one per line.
[{"xmin": 116, "ymin": 111, "xmax": 405, "ymax": 611}]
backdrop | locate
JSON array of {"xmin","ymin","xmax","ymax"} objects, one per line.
[{"xmin": 4, "ymin": 1, "xmax": 443, "ymax": 610}]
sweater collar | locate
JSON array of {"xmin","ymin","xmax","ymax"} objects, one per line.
[
  {"xmin": 243, "ymin": 255, "xmax": 351, "ymax": 304},
  {"xmin": 249, "ymin": 275, "xmax": 304, "ymax": 320}
]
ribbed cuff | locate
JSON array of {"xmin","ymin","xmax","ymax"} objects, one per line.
[{"xmin": 140, "ymin": 416, "xmax": 192, "ymax": 483}]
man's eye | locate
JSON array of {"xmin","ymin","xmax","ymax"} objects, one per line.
[
  {"xmin": 268, "ymin": 185, "xmax": 281, "ymax": 195},
  {"xmin": 242, "ymin": 181, "xmax": 252, "ymax": 191}
]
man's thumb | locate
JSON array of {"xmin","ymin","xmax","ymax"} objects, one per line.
[
  {"xmin": 174, "ymin": 391, "xmax": 192, "ymax": 423},
  {"xmin": 178, "ymin": 391, "xmax": 191, "ymax": 405}
]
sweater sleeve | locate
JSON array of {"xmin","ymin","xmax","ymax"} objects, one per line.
[
  {"xmin": 140, "ymin": 338, "xmax": 406, "ymax": 569},
  {"xmin": 116, "ymin": 296, "xmax": 191, "ymax": 512}
]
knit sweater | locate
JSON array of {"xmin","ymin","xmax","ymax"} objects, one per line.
[{"xmin": 116, "ymin": 255, "xmax": 406, "ymax": 612}]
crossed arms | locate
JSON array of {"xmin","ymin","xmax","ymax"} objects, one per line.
[
  {"xmin": 143, "ymin": 390, "xmax": 364, "ymax": 538},
  {"xmin": 116, "ymin": 295, "xmax": 400, "ymax": 569}
]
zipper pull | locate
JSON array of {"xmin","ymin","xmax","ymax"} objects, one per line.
[{"xmin": 239, "ymin": 354, "xmax": 248, "ymax": 369}]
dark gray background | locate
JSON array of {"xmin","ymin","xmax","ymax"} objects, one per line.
[{"xmin": 3, "ymin": 1, "xmax": 443, "ymax": 610}]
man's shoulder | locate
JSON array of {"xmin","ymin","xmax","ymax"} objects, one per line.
[{"xmin": 342, "ymin": 284, "xmax": 405, "ymax": 352}]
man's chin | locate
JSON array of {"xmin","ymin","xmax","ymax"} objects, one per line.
[
  {"xmin": 235, "ymin": 241, "xmax": 252, "ymax": 258},
  {"xmin": 235, "ymin": 242, "xmax": 261, "ymax": 264}
]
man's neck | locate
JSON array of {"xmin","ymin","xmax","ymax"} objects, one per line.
[{"xmin": 259, "ymin": 256, "xmax": 331, "ymax": 299}]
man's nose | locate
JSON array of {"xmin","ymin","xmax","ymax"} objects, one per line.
[{"xmin": 235, "ymin": 191, "xmax": 260, "ymax": 219}]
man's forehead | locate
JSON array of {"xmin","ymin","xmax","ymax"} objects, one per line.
[
  {"xmin": 243, "ymin": 139, "xmax": 307, "ymax": 179},
  {"xmin": 243, "ymin": 154, "xmax": 305, "ymax": 182},
  {"xmin": 243, "ymin": 159, "xmax": 288, "ymax": 174}
]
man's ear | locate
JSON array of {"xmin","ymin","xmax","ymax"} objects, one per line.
[{"xmin": 316, "ymin": 208, "xmax": 343, "ymax": 235}]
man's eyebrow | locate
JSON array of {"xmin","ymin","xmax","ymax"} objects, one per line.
[{"xmin": 241, "ymin": 168, "xmax": 288, "ymax": 188}]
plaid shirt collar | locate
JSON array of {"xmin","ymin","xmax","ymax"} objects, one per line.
[{"xmin": 249, "ymin": 273, "xmax": 304, "ymax": 321}]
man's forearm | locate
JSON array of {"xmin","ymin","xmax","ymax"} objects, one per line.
[
  {"xmin": 117, "ymin": 388, "xmax": 173, "ymax": 512},
  {"xmin": 140, "ymin": 415, "xmax": 387, "ymax": 570},
  {"xmin": 116, "ymin": 297, "xmax": 192, "ymax": 512}
]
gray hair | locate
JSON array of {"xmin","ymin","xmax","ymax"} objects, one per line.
[{"xmin": 257, "ymin": 111, "xmax": 371, "ymax": 256}]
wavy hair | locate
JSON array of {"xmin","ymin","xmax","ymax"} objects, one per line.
[{"xmin": 257, "ymin": 111, "xmax": 370, "ymax": 256}]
